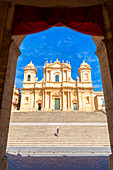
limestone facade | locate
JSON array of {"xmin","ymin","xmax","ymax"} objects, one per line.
[
  {"xmin": 20, "ymin": 59, "xmax": 105, "ymax": 112},
  {"xmin": 11, "ymin": 85, "xmax": 20, "ymax": 110}
]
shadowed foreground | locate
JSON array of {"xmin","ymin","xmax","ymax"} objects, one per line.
[{"xmin": 8, "ymin": 154, "xmax": 109, "ymax": 170}]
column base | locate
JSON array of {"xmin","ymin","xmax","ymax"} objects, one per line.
[
  {"xmin": 109, "ymin": 154, "xmax": 113, "ymax": 170},
  {"xmin": 0, "ymin": 155, "xmax": 8, "ymax": 170}
]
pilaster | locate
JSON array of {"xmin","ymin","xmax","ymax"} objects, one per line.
[
  {"xmin": 42, "ymin": 91, "xmax": 44, "ymax": 110},
  {"xmin": 68, "ymin": 92, "xmax": 70, "ymax": 110},
  {"xmin": 50, "ymin": 92, "xmax": 52, "ymax": 110}
]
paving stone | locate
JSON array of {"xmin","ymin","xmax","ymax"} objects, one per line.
[{"xmin": 8, "ymin": 154, "xmax": 109, "ymax": 170}]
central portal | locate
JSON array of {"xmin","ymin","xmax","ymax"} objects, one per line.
[{"xmin": 55, "ymin": 98, "xmax": 60, "ymax": 110}]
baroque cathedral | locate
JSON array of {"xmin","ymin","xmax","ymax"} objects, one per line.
[{"xmin": 14, "ymin": 59, "xmax": 105, "ymax": 112}]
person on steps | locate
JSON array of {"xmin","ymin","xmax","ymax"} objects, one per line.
[{"xmin": 57, "ymin": 127, "xmax": 59, "ymax": 137}]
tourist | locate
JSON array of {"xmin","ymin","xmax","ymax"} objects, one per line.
[{"xmin": 57, "ymin": 127, "xmax": 59, "ymax": 137}]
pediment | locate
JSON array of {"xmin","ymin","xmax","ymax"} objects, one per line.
[
  {"xmin": 72, "ymin": 99, "xmax": 77, "ymax": 103},
  {"xmin": 36, "ymin": 99, "xmax": 42, "ymax": 103},
  {"xmin": 47, "ymin": 62, "xmax": 69, "ymax": 68},
  {"xmin": 52, "ymin": 63, "xmax": 61, "ymax": 68},
  {"xmin": 52, "ymin": 92, "xmax": 61, "ymax": 97}
]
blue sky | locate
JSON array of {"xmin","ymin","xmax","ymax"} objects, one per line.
[{"xmin": 15, "ymin": 27, "xmax": 102, "ymax": 91}]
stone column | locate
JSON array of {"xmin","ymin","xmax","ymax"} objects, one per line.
[
  {"xmin": 93, "ymin": 3, "xmax": 113, "ymax": 168},
  {"xmin": 62, "ymin": 92, "xmax": 64, "ymax": 111},
  {"xmin": 49, "ymin": 71, "xmax": 51, "ymax": 82},
  {"xmin": 66, "ymin": 71, "xmax": 67, "ymax": 81},
  {"xmin": 70, "ymin": 92, "xmax": 72, "ymax": 109},
  {"xmin": 42, "ymin": 91, "xmax": 44, "ymax": 110},
  {"xmin": 0, "ymin": 2, "xmax": 20, "ymax": 169},
  {"xmin": 0, "ymin": 39, "xmax": 20, "ymax": 169},
  {"xmin": 33, "ymin": 86, "xmax": 35, "ymax": 110},
  {"xmin": 68, "ymin": 92, "xmax": 70, "ymax": 110},
  {"xmin": 90, "ymin": 91, "xmax": 94, "ymax": 111},
  {"xmin": 50, "ymin": 92, "xmax": 52, "ymax": 110},
  {"xmin": 62, "ymin": 69, "xmax": 63, "ymax": 82},
  {"xmin": 44, "ymin": 91, "xmax": 47, "ymax": 110}
]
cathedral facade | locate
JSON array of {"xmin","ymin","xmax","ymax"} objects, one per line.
[{"xmin": 20, "ymin": 59, "xmax": 105, "ymax": 112}]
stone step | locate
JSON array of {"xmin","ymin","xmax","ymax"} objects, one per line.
[
  {"xmin": 7, "ymin": 143, "xmax": 110, "ymax": 147},
  {"xmin": 8, "ymin": 111, "xmax": 109, "ymax": 147},
  {"xmin": 10, "ymin": 111, "xmax": 107, "ymax": 123}
]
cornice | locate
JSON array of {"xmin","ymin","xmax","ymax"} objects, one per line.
[{"xmin": 43, "ymin": 67, "xmax": 72, "ymax": 70}]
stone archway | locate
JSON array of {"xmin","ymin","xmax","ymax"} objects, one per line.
[{"xmin": 1, "ymin": 1, "xmax": 113, "ymax": 169}]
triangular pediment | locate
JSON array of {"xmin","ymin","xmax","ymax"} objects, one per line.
[{"xmin": 47, "ymin": 62, "xmax": 69, "ymax": 68}]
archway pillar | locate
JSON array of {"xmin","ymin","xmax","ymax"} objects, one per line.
[
  {"xmin": 0, "ymin": 38, "xmax": 21, "ymax": 169},
  {"xmin": 96, "ymin": 39, "xmax": 113, "ymax": 170},
  {"xmin": 104, "ymin": 38, "xmax": 113, "ymax": 170},
  {"xmin": 0, "ymin": 3, "xmax": 11, "ymax": 170},
  {"xmin": 0, "ymin": 3, "xmax": 21, "ymax": 168}
]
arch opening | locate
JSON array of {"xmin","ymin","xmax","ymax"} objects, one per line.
[{"xmin": 1, "ymin": 1, "xmax": 113, "ymax": 169}]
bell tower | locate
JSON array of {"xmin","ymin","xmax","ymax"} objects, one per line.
[
  {"xmin": 78, "ymin": 60, "xmax": 92, "ymax": 82},
  {"xmin": 23, "ymin": 61, "xmax": 37, "ymax": 88}
]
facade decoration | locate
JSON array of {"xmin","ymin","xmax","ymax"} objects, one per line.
[
  {"xmin": 12, "ymin": 85, "xmax": 20, "ymax": 110},
  {"xmin": 18, "ymin": 59, "xmax": 105, "ymax": 112}
]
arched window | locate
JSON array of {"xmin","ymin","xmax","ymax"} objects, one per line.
[
  {"xmin": 86, "ymin": 96, "xmax": 90, "ymax": 104},
  {"xmin": 55, "ymin": 75, "xmax": 59, "ymax": 82},
  {"xmin": 84, "ymin": 73, "xmax": 88, "ymax": 81},
  {"xmin": 25, "ymin": 97, "xmax": 29, "ymax": 104},
  {"xmin": 28, "ymin": 75, "xmax": 31, "ymax": 81}
]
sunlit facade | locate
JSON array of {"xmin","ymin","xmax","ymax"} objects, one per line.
[{"xmin": 19, "ymin": 59, "xmax": 105, "ymax": 112}]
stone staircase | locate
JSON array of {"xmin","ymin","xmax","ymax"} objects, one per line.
[
  {"xmin": 7, "ymin": 111, "xmax": 110, "ymax": 147},
  {"xmin": 9, "ymin": 111, "xmax": 107, "ymax": 123}
]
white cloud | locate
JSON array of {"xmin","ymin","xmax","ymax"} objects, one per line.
[
  {"xmin": 77, "ymin": 53, "xmax": 82, "ymax": 59},
  {"xmin": 96, "ymin": 65, "xmax": 100, "ymax": 69},
  {"xmin": 93, "ymin": 80, "xmax": 101, "ymax": 83},
  {"xmin": 85, "ymin": 55, "xmax": 98, "ymax": 63},
  {"xmin": 57, "ymin": 41, "xmax": 61, "ymax": 46},
  {"xmin": 22, "ymin": 52, "xmax": 31, "ymax": 57},
  {"xmin": 38, "ymin": 53, "xmax": 44, "ymax": 56},
  {"xmin": 15, "ymin": 78, "xmax": 23, "ymax": 88},
  {"xmin": 83, "ymin": 51, "xmax": 88, "ymax": 55},
  {"xmin": 67, "ymin": 37, "xmax": 72, "ymax": 40},
  {"xmin": 18, "ymin": 66, "xmax": 25, "ymax": 70},
  {"xmin": 19, "ymin": 44, "xmax": 25, "ymax": 50},
  {"xmin": 63, "ymin": 39, "xmax": 73, "ymax": 45},
  {"xmin": 36, "ymin": 65, "xmax": 43, "ymax": 69},
  {"xmin": 94, "ymin": 70, "xmax": 100, "ymax": 75},
  {"xmin": 93, "ymin": 84, "xmax": 102, "ymax": 89},
  {"xmin": 48, "ymin": 53, "xmax": 53, "ymax": 56},
  {"xmin": 16, "ymin": 70, "xmax": 23, "ymax": 75},
  {"xmin": 35, "ymin": 49, "xmax": 38, "ymax": 53},
  {"xmin": 18, "ymin": 56, "xmax": 23, "ymax": 61},
  {"xmin": 68, "ymin": 56, "xmax": 72, "ymax": 58}
]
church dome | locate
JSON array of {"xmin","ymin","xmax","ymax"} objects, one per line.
[
  {"xmin": 80, "ymin": 60, "xmax": 90, "ymax": 68},
  {"xmin": 24, "ymin": 61, "xmax": 37, "ymax": 73}
]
